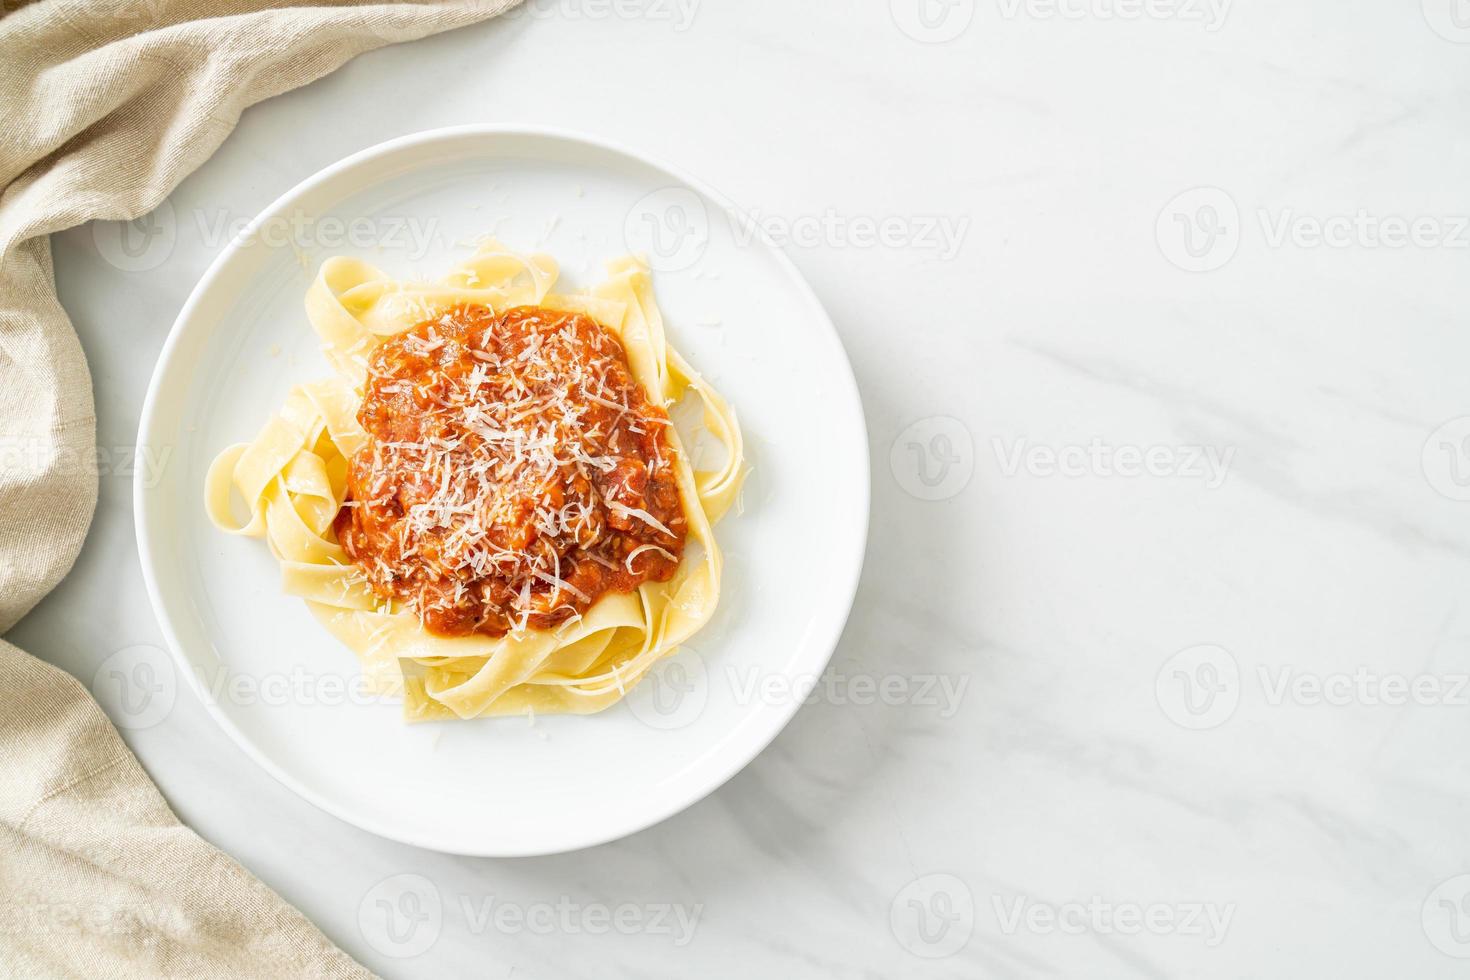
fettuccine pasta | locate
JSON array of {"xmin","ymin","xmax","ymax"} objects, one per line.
[{"xmin": 205, "ymin": 240, "xmax": 744, "ymax": 722}]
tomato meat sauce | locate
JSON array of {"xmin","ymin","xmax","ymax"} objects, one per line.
[{"xmin": 334, "ymin": 304, "xmax": 686, "ymax": 637}]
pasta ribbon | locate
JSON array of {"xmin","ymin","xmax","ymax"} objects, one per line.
[{"xmin": 206, "ymin": 240, "xmax": 745, "ymax": 721}]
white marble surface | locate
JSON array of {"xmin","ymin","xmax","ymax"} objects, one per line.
[{"xmin": 14, "ymin": 1, "xmax": 1470, "ymax": 975}]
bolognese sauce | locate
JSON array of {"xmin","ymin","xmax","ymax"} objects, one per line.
[{"xmin": 334, "ymin": 304, "xmax": 687, "ymax": 638}]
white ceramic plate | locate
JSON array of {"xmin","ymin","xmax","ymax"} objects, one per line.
[{"xmin": 136, "ymin": 126, "xmax": 868, "ymax": 856}]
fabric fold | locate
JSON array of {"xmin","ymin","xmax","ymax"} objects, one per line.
[{"xmin": 0, "ymin": 1, "xmax": 519, "ymax": 976}]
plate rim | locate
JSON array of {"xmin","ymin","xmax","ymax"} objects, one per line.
[{"xmin": 134, "ymin": 123, "xmax": 871, "ymax": 856}]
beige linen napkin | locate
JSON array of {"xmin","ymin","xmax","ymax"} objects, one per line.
[{"xmin": 0, "ymin": 1, "xmax": 518, "ymax": 976}]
